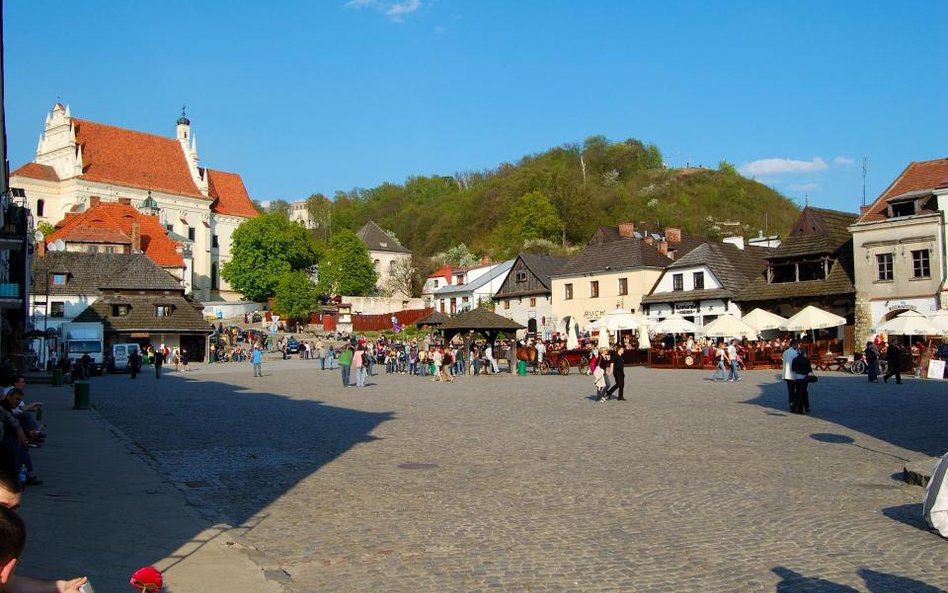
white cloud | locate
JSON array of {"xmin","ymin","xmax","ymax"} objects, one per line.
[
  {"xmin": 386, "ymin": 0, "xmax": 422, "ymax": 20},
  {"xmin": 344, "ymin": 0, "xmax": 423, "ymax": 21},
  {"xmin": 833, "ymin": 156, "xmax": 855, "ymax": 167},
  {"xmin": 740, "ymin": 157, "xmax": 828, "ymax": 176}
]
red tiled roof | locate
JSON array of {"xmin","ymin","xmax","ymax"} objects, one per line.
[
  {"xmin": 72, "ymin": 119, "xmax": 207, "ymax": 198},
  {"xmin": 60, "ymin": 226, "xmax": 132, "ymax": 244},
  {"xmin": 46, "ymin": 202, "xmax": 184, "ymax": 268},
  {"xmin": 206, "ymin": 169, "xmax": 259, "ymax": 218},
  {"xmin": 427, "ymin": 264, "xmax": 453, "ymax": 281},
  {"xmin": 10, "ymin": 162, "xmax": 59, "ymax": 182},
  {"xmin": 857, "ymin": 158, "xmax": 948, "ymax": 223}
]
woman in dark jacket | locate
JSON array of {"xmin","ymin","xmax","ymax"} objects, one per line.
[{"xmin": 865, "ymin": 341, "xmax": 880, "ymax": 383}]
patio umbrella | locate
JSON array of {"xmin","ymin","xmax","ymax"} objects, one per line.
[
  {"xmin": 741, "ymin": 308, "xmax": 788, "ymax": 332},
  {"xmin": 876, "ymin": 310, "xmax": 939, "ymax": 336},
  {"xmin": 560, "ymin": 316, "xmax": 581, "ymax": 350},
  {"xmin": 651, "ymin": 314, "xmax": 699, "ymax": 334},
  {"xmin": 637, "ymin": 318, "xmax": 651, "ymax": 349},
  {"xmin": 782, "ymin": 305, "xmax": 847, "ymax": 332},
  {"xmin": 701, "ymin": 314, "xmax": 758, "ymax": 339},
  {"xmin": 600, "ymin": 309, "xmax": 641, "ymax": 332},
  {"xmin": 929, "ymin": 310, "xmax": 948, "ymax": 335}
]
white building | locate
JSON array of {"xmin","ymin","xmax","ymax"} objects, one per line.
[
  {"xmin": 433, "ymin": 260, "xmax": 515, "ymax": 315},
  {"xmin": 10, "ymin": 104, "xmax": 259, "ymax": 302}
]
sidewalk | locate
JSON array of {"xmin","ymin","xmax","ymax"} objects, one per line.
[{"xmin": 14, "ymin": 380, "xmax": 284, "ymax": 593}]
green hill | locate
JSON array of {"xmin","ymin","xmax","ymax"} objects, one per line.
[{"xmin": 312, "ymin": 136, "xmax": 799, "ymax": 259}]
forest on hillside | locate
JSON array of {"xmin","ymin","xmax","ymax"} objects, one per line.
[{"xmin": 270, "ymin": 136, "xmax": 801, "ymax": 261}]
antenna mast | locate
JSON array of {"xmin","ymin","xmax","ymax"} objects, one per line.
[{"xmin": 862, "ymin": 157, "xmax": 868, "ymax": 207}]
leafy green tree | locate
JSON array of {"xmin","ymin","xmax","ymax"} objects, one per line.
[
  {"xmin": 273, "ymin": 270, "xmax": 320, "ymax": 323},
  {"xmin": 36, "ymin": 222, "xmax": 56, "ymax": 238},
  {"xmin": 439, "ymin": 243, "xmax": 479, "ymax": 267},
  {"xmin": 221, "ymin": 213, "xmax": 321, "ymax": 302},
  {"xmin": 497, "ymin": 191, "xmax": 562, "ymax": 250},
  {"xmin": 267, "ymin": 199, "xmax": 291, "ymax": 218},
  {"xmin": 316, "ymin": 229, "xmax": 377, "ymax": 296}
]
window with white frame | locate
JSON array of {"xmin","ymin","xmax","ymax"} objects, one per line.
[
  {"xmin": 912, "ymin": 249, "xmax": 930, "ymax": 278},
  {"xmin": 876, "ymin": 253, "xmax": 893, "ymax": 281}
]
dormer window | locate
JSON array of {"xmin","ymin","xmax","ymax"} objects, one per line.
[
  {"xmin": 112, "ymin": 304, "xmax": 130, "ymax": 317},
  {"xmin": 516, "ymin": 271, "xmax": 527, "ymax": 283},
  {"xmin": 51, "ymin": 273, "xmax": 67, "ymax": 286},
  {"xmin": 890, "ymin": 202, "xmax": 915, "ymax": 217},
  {"xmin": 155, "ymin": 304, "xmax": 173, "ymax": 318}
]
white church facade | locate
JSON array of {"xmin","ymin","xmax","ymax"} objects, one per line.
[{"xmin": 10, "ymin": 103, "xmax": 259, "ymax": 302}]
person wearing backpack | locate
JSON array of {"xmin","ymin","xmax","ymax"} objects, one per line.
[{"xmin": 354, "ymin": 344, "xmax": 368, "ymax": 388}]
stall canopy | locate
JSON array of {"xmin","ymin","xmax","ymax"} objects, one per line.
[
  {"xmin": 701, "ymin": 314, "xmax": 758, "ymax": 339},
  {"xmin": 876, "ymin": 310, "xmax": 940, "ymax": 336},
  {"xmin": 781, "ymin": 305, "xmax": 846, "ymax": 332},
  {"xmin": 439, "ymin": 307, "xmax": 526, "ymax": 344},
  {"xmin": 741, "ymin": 308, "xmax": 789, "ymax": 332}
]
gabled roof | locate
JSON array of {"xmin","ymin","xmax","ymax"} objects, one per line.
[
  {"xmin": 357, "ymin": 220, "xmax": 410, "ymax": 253},
  {"xmin": 31, "ymin": 252, "xmax": 184, "ymax": 296},
  {"xmin": 494, "ymin": 253, "xmax": 569, "ymax": 298},
  {"xmin": 555, "ymin": 238, "xmax": 675, "ymax": 276},
  {"xmin": 640, "ymin": 242, "xmax": 770, "ymax": 305},
  {"xmin": 764, "ymin": 206, "xmax": 857, "ymax": 260},
  {"xmin": 73, "ymin": 293, "xmax": 212, "ymax": 333},
  {"xmin": 207, "ymin": 169, "xmax": 259, "ymax": 218},
  {"xmin": 856, "ymin": 158, "xmax": 948, "ymax": 223},
  {"xmin": 45, "ymin": 201, "xmax": 184, "ymax": 268},
  {"xmin": 435, "ymin": 260, "xmax": 515, "ymax": 295}
]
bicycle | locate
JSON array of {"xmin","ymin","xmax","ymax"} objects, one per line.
[{"xmin": 848, "ymin": 354, "xmax": 887, "ymax": 376}]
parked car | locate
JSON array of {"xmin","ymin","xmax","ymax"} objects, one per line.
[{"xmin": 285, "ymin": 336, "xmax": 301, "ymax": 354}]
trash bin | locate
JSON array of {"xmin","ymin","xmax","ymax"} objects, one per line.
[
  {"xmin": 51, "ymin": 368, "xmax": 63, "ymax": 386},
  {"xmin": 73, "ymin": 381, "xmax": 91, "ymax": 409},
  {"xmin": 517, "ymin": 360, "xmax": 527, "ymax": 376}
]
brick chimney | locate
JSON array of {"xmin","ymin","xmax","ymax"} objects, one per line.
[
  {"xmin": 36, "ymin": 240, "xmax": 46, "ymax": 257},
  {"xmin": 657, "ymin": 240, "xmax": 668, "ymax": 256},
  {"xmin": 665, "ymin": 227, "xmax": 682, "ymax": 243},
  {"xmin": 89, "ymin": 196, "xmax": 101, "ymax": 207},
  {"xmin": 130, "ymin": 220, "xmax": 141, "ymax": 252},
  {"xmin": 643, "ymin": 235, "xmax": 654, "ymax": 246},
  {"xmin": 118, "ymin": 197, "xmax": 132, "ymax": 205},
  {"xmin": 618, "ymin": 222, "xmax": 635, "ymax": 238},
  {"xmin": 481, "ymin": 255, "xmax": 490, "ymax": 265},
  {"xmin": 859, "ymin": 205, "xmax": 872, "ymax": 215}
]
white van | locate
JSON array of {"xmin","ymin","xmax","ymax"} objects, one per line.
[{"xmin": 108, "ymin": 343, "xmax": 141, "ymax": 373}]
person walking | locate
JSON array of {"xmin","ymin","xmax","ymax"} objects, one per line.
[
  {"xmin": 605, "ymin": 346, "xmax": 627, "ymax": 401},
  {"xmin": 251, "ymin": 345, "xmax": 263, "ymax": 377},
  {"xmin": 180, "ymin": 348, "xmax": 190, "ymax": 372},
  {"xmin": 883, "ymin": 341, "xmax": 903, "ymax": 384},
  {"xmin": 865, "ymin": 340, "xmax": 880, "ymax": 383},
  {"xmin": 339, "ymin": 345, "xmax": 354, "ymax": 387},
  {"xmin": 709, "ymin": 340, "xmax": 728, "ymax": 382},
  {"xmin": 599, "ymin": 349, "xmax": 614, "ymax": 399},
  {"xmin": 727, "ymin": 339, "xmax": 742, "ymax": 382},
  {"xmin": 317, "ymin": 340, "xmax": 326, "ymax": 370},
  {"xmin": 153, "ymin": 347, "xmax": 165, "ymax": 379},
  {"xmin": 782, "ymin": 340, "xmax": 800, "ymax": 413},
  {"xmin": 128, "ymin": 347, "xmax": 141, "ymax": 380}
]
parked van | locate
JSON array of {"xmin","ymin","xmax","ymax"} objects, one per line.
[{"xmin": 107, "ymin": 343, "xmax": 141, "ymax": 373}]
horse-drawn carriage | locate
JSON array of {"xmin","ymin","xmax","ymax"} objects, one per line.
[{"xmin": 518, "ymin": 345, "xmax": 590, "ymax": 375}]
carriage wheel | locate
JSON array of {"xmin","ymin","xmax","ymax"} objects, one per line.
[
  {"xmin": 558, "ymin": 358, "xmax": 570, "ymax": 375},
  {"xmin": 850, "ymin": 359, "xmax": 866, "ymax": 375},
  {"xmin": 578, "ymin": 357, "xmax": 590, "ymax": 375}
]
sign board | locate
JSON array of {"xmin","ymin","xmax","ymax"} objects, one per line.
[
  {"xmin": 928, "ymin": 359, "xmax": 946, "ymax": 380},
  {"xmin": 215, "ymin": 309, "xmax": 223, "ymax": 319}
]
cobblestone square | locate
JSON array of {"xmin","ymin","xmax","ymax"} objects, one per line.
[{"xmin": 89, "ymin": 361, "xmax": 948, "ymax": 592}]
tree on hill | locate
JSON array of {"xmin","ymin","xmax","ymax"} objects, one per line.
[
  {"xmin": 221, "ymin": 213, "xmax": 322, "ymax": 302},
  {"xmin": 316, "ymin": 229, "xmax": 377, "ymax": 297},
  {"xmin": 493, "ymin": 190, "xmax": 563, "ymax": 256}
]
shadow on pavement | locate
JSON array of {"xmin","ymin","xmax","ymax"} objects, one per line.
[
  {"xmin": 743, "ymin": 376, "xmax": 948, "ymax": 457},
  {"xmin": 772, "ymin": 566, "xmax": 948, "ymax": 593}
]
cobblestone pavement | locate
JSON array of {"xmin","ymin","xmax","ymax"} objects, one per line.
[{"xmin": 89, "ymin": 360, "xmax": 948, "ymax": 592}]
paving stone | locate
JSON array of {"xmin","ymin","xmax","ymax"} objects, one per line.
[{"xmin": 88, "ymin": 361, "xmax": 948, "ymax": 592}]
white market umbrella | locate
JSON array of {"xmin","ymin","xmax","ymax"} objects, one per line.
[
  {"xmin": 701, "ymin": 314, "xmax": 758, "ymax": 339},
  {"xmin": 637, "ymin": 318, "xmax": 651, "ymax": 349},
  {"xmin": 601, "ymin": 308, "xmax": 642, "ymax": 332},
  {"xmin": 929, "ymin": 310, "xmax": 948, "ymax": 335},
  {"xmin": 877, "ymin": 310, "xmax": 940, "ymax": 336},
  {"xmin": 559, "ymin": 316, "xmax": 581, "ymax": 350},
  {"xmin": 741, "ymin": 308, "xmax": 788, "ymax": 332},
  {"xmin": 782, "ymin": 305, "xmax": 847, "ymax": 332},
  {"xmin": 651, "ymin": 314, "xmax": 699, "ymax": 335}
]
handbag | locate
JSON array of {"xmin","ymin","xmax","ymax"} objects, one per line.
[{"xmin": 806, "ymin": 373, "xmax": 818, "ymax": 383}]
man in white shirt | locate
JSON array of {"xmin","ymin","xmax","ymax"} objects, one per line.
[{"xmin": 782, "ymin": 340, "xmax": 800, "ymax": 413}]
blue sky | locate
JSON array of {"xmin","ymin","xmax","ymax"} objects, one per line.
[{"xmin": 4, "ymin": 1, "xmax": 946, "ymax": 213}]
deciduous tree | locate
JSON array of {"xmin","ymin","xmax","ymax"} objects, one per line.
[
  {"xmin": 220, "ymin": 213, "xmax": 321, "ymax": 302},
  {"xmin": 273, "ymin": 270, "xmax": 320, "ymax": 324},
  {"xmin": 316, "ymin": 229, "xmax": 377, "ymax": 296}
]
